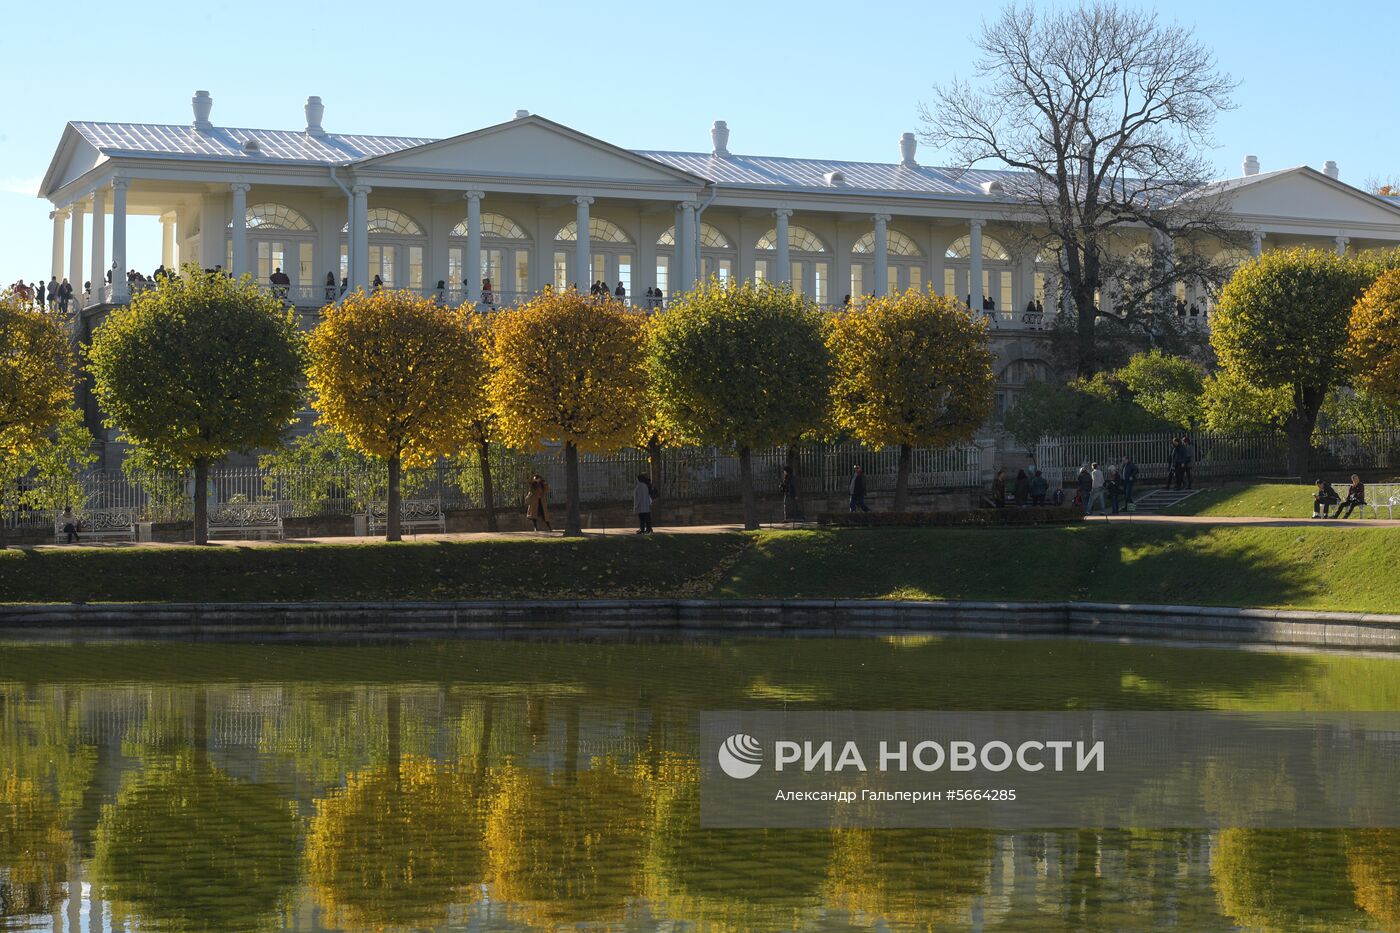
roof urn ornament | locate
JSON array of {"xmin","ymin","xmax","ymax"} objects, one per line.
[{"xmin": 711, "ymin": 120, "xmax": 730, "ymax": 158}]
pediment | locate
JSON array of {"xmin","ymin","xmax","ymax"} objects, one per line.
[
  {"xmin": 39, "ymin": 126, "xmax": 106, "ymax": 198},
  {"xmin": 1225, "ymin": 168, "xmax": 1400, "ymax": 226},
  {"xmin": 356, "ymin": 116, "xmax": 705, "ymax": 188}
]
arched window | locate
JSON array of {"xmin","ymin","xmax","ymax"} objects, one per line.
[
  {"xmin": 452, "ymin": 212, "xmax": 529, "ymax": 239},
  {"xmin": 556, "ymin": 218, "xmax": 632, "ymax": 243},
  {"xmin": 1000, "ymin": 358, "xmax": 1051, "ymax": 385},
  {"xmin": 945, "ymin": 234, "xmax": 1010, "ymax": 261},
  {"xmin": 756, "ymin": 226, "xmax": 827, "ymax": 252},
  {"xmin": 342, "ymin": 208, "xmax": 423, "ymax": 236},
  {"xmin": 657, "ymin": 222, "xmax": 732, "ymax": 248},
  {"xmin": 231, "ymin": 203, "xmax": 313, "ymax": 231},
  {"xmin": 852, "ymin": 230, "xmax": 921, "ymax": 256}
]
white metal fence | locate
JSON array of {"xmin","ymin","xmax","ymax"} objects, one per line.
[
  {"xmin": 1034, "ymin": 428, "xmax": 1400, "ymax": 486},
  {"xmin": 0, "ymin": 441, "xmax": 981, "ymax": 529}
]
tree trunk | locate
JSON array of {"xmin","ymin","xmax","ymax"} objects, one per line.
[
  {"xmin": 894, "ymin": 443, "xmax": 912, "ymax": 512},
  {"xmin": 564, "ymin": 441, "xmax": 582, "ymax": 536},
  {"xmin": 646, "ymin": 434, "xmax": 663, "ymax": 497},
  {"xmin": 739, "ymin": 445, "xmax": 758, "ymax": 530},
  {"xmin": 1075, "ymin": 293, "xmax": 1098, "ymax": 378},
  {"xmin": 193, "ymin": 457, "xmax": 209, "ymax": 545},
  {"xmin": 387, "ymin": 453, "xmax": 402, "ymax": 542},
  {"xmin": 1284, "ymin": 386, "xmax": 1325, "ymax": 479},
  {"xmin": 786, "ymin": 443, "xmax": 804, "ymax": 521},
  {"xmin": 477, "ymin": 438, "xmax": 497, "ymax": 532}
]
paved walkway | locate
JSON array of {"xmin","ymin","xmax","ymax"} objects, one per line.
[{"xmin": 20, "ymin": 512, "xmax": 1399, "ymax": 550}]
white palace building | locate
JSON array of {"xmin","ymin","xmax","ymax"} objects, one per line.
[{"xmin": 36, "ymin": 91, "xmax": 1400, "ymax": 426}]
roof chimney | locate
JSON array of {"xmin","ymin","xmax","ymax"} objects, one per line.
[
  {"xmin": 900, "ymin": 132, "xmax": 918, "ymax": 168},
  {"xmin": 1242, "ymin": 154, "xmax": 1260, "ymax": 177},
  {"xmin": 304, "ymin": 96, "xmax": 325, "ymax": 136},
  {"xmin": 711, "ymin": 120, "xmax": 730, "ymax": 157},
  {"xmin": 514, "ymin": 109, "xmax": 530, "ymax": 119},
  {"xmin": 1323, "ymin": 160, "xmax": 1339, "ymax": 179},
  {"xmin": 192, "ymin": 90, "xmax": 213, "ymax": 131}
]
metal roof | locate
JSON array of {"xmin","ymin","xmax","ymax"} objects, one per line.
[
  {"xmin": 637, "ymin": 150, "xmax": 1028, "ymax": 197},
  {"xmin": 71, "ymin": 121, "xmax": 433, "ymax": 165},
  {"xmin": 69, "ymin": 120, "xmax": 1026, "ymax": 196}
]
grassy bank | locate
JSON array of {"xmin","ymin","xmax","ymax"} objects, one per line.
[
  {"xmin": 2, "ymin": 524, "xmax": 1398, "ymax": 614},
  {"xmin": 1162, "ymin": 481, "xmax": 1399, "ymax": 518}
]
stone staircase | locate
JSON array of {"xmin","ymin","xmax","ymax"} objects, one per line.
[{"xmin": 1129, "ymin": 487, "xmax": 1201, "ymax": 515}]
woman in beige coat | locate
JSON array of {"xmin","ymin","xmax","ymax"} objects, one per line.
[{"xmin": 525, "ymin": 474, "xmax": 552, "ymax": 532}]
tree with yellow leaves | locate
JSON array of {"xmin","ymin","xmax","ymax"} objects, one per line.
[
  {"xmin": 487, "ymin": 289, "xmax": 649, "ymax": 536},
  {"xmin": 827, "ymin": 291, "xmax": 994, "ymax": 511},
  {"xmin": 0, "ymin": 293, "xmax": 77, "ymax": 463},
  {"xmin": 307, "ymin": 290, "xmax": 486, "ymax": 541},
  {"xmin": 1348, "ymin": 267, "xmax": 1400, "ymax": 408}
]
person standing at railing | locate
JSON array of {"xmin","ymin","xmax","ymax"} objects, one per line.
[
  {"xmin": 269, "ymin": 267, "xmax": 290, "ymax": 300},
  {"xmin": 614, "ymin": 281, "xmax": 626, "ymax": 304},
  {"xmin": 480, "ymin": 278, "xmax": 495, "ymax": 308},
  {"xmin": 325, "ymin": 271, "xmax": 338, "ymax": 301},
  {"xmin": 372, "ymin": 274, "xmax": 384, "ymax": 291},
  {"xmin": 1181, "ymin": 436, "xmax": 1196, "ymax": 489},
  {"xmin": 35, "ymin": 279, "xmax": 47, "ymax": 311},
  {"xmin": 433, "ymin": 280, "xmax": 446, "ymax": 305},
  {"xmin": 57, "ymin": 278, "xmax": 72, "ymax": 313}
]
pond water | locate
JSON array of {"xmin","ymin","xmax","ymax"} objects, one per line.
[{"xmin": 3, "ymin": 636, "xmax": 1400, "ymax": 931}]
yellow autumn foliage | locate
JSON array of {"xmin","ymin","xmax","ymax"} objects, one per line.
[
  {"xmin": 1347, "ymin": 267, "xmax": 1400, "ymax": 407},
  {"xmin": 0, "ymin": 293, "xmax": 75, "ymax": 459},
  {"xmin": 306, "ymin": 289, "xmax": 486, "ymax": 466}
]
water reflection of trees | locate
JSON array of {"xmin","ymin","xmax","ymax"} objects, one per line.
[
  {"xmin": 0, "ymin": 771, "xmax": 71, "ymax": 916},
  {"xmin": 1212, "ymin": 828, "xmax": 1360, "ymax": 931}
]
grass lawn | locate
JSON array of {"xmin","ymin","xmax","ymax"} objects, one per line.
[
  {"xmin": 2, "ymin": 524, "xmax": 1399, "ymax": 614},
  {"xmin": 1162, "ymin": 482, "xmax": 1339, "ymax": 518}
]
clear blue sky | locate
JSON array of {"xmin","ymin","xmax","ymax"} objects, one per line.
[{"xmin": 2, "ymin": 0, "xmax": 1394, "ymax": 285}]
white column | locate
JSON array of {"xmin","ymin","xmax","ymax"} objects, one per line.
[
  {"xmin": 50, "ymin": 209, "xmax": 68, "ymax": 280},
  {"xmin": 351, "ymin": 185, "xmax": 371, "ymax": 290},
  {"xmin": 573, "ymin": 196, "xmax": 593, "ymax": 289},
  {"xmin": 69, "ymin": 202, "xmax": 85, "ymax": 299},
  {"xmin": 90, "ymin": 188, "xmax": 107, "ymax": 300},
  {"xmin": 1250, "ymin": 230, "xmax": 1264, "ymax": 257},
  {"xmin": 678, "ymin": 199, "xmax": 696, "ymax": 292},
  {"xmin": 229, "ymin": 182, "xmax": 250, "ymax": 278},
  {"xmin": 110, "ymin": 178, "xmax": 129, "ymax": 300},
  {"xmin": 465, "ymin": 190, "xmax": 484, "ymax": 295},
  {"xmin": 1335, "ymin": 235, "xmax": 1350, "ymax": 256},
  {"xmin": 872, "ymin": 213, "xmax": 890, "ymax": 296},
  {"xmin": 774, "ymin": 208, "xmax": 792, "ymax": 285},
  {"xmin": 968, "ymin": 219, "xmax": 984, "ymax": 310},
  {"xmin": 161, "ymin": 213, "xmax": 176, "ymax": 267}
]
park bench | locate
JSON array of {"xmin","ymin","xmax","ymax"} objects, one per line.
[
  {"xmin": 1365, "ymin": 484, "xmax": 1400, "ymax": 520},
  {"xmin": 53, "ymin": 508, "xmax": 137, "ymax": 544},
  {"xmin": 207, "ymin": 503, "xmax": 285, "ymax": 540},
  {"xmin": 365, "ymin": 499, "xmax": 446, "ymax": 536}
]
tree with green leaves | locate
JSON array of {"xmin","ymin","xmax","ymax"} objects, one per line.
[
  {"xmin": 1211, "ymin": 248, "xmax": 1372, "ymax": 476},
  {"xmin": 1347, "ymin": 267, "xmax": 1400, "ymax": 408},
  {"xmin": 646, "ymin": 281, "xmax": 831, "ymax": 530},
  {"xmin": 0, "ymin": 293, "xmax": 76, "ymax": 464},
  {"xmin": 1116, "ymin": 350, "xmax": 1206, "ymax": 430},
  {"xmin": 86, "ymin": 270, "xmax": 305, "ymax": 543},
  {"xmin": 827, "ymin": 291, "xmax": 994, "ymax": 511},
  {"xmin": 488, "ymin": 289, "xmax": 649, "ymax": 536},
  {"xmin": 1002, "ymin": 373, "xmax": 1170, "ymax": 452},
  {"xmin": 307, "ymin": 290, "xmax": 486, "ymax": 541},
  {"xmin": 1200, "ymin": 371, "xmax": 1293, "ymax": 434}
]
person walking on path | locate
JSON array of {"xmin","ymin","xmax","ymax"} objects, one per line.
[
  {"xmin": 60, "ymin": 506, "xmax": 79, "ymax": 544},
  {"xmin": 990, "ymin": 469, "xmax": 1007, "ymax": 508},
  {"xmin": 1029, "ymin": 468, "xmax": 1048, "ymax": 506},
  {"xmin": 1105, "ymin": 468, "xmax": 1124, "ymax": 515},
  {"xmin": 1121, "ymin": 456, "xmax": 1138, "ymax": 504},
  {"xmin": 1074, "ymin": 463, "xmax": 1092, "ymax": 508},
  {"xmin": 525, "ymin": 474, "xmax": 552, "ymax": 532},
  {"xmin": 633, "ymin": 473, "xmax": 654, "ymax": 533},
  {"xmin": 780, "ymin": 466, "xmax": 801, "ymax": 523},
  {"xmin": 849, "ymin": 464, "xmax": 871, "ymax": 512},
  {"xmin": 1013, "ymin": 468, "xmax": 1030, "ymax": 507},
  {"xmin": 1181, "ymin": 435, "xmax": 1196, "ymax": 489},
  {"xmin": 1336, "ymin": 475, "xmax": 1367, "ymax": 519},
  {"xmin": 1085, "ymin": 462, "xmax": 1108, "ymax": 516}
]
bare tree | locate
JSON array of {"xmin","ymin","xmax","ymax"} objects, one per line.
[
  {"xmin": 922, "ymin": 2, "xmax": 1242, "ymax": 375},
  {"xmin": 1363, "ymin": 175, "xmax": 1400, "ymax": 197}
]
